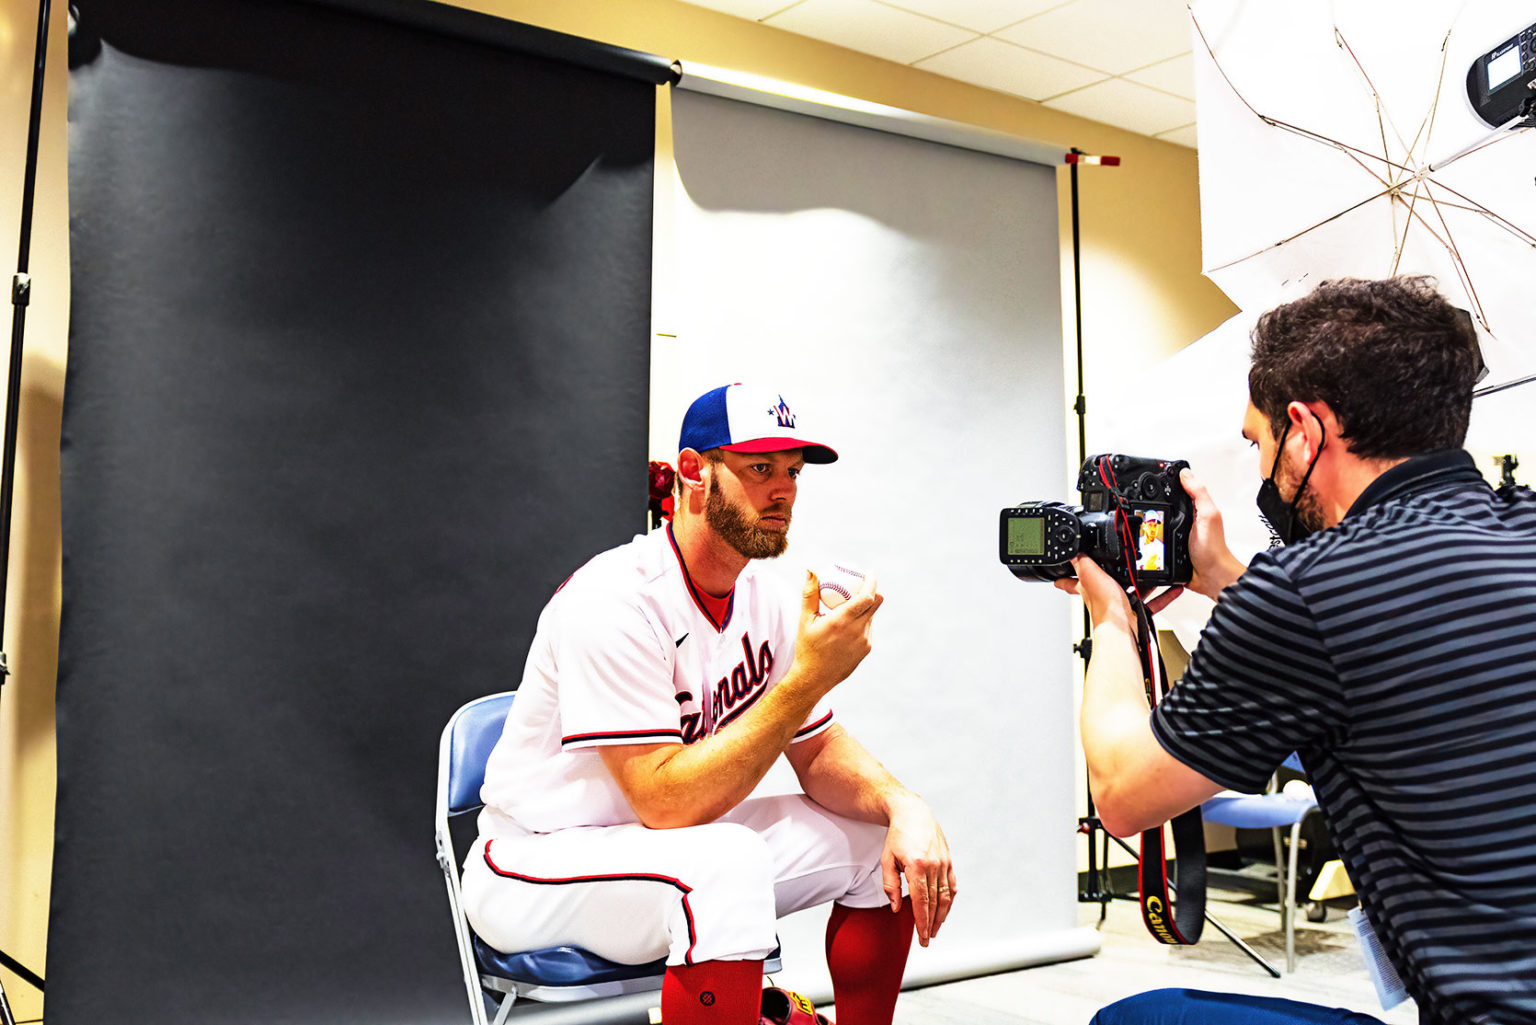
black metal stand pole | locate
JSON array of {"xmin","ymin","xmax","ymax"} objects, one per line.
[
  {"xmin": 0, "ymin": 0, "xmax": 55, "ymax": 1010},
  {"xmin": 1068, "ymin": 148, "xmax": 1114, "ymax": 918}
]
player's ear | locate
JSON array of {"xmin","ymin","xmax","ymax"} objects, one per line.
[{"xmin": 677, "ymin": 449, "xmax": 707, "ymax": 491}]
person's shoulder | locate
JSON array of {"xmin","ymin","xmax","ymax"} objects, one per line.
[
  {"xmin": 551, "ymin": 532, "xmax": 669, "ymax": 608},
  {"xmin": 1224, "ymin": 546, "xmax": 1302, "ymax": 600},
  {"xmin": 1496, "ymin": 483, "xmax": 1536, "ymax": 520}
]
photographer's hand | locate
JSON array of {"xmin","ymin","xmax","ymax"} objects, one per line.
[
  {"xmin": 1053, "ymin": 554, "xmax": 1133, "ymax": 631},
  {"xmin": 1179, "ymin": 468, "xmax": 1247, "ymax": 601}
]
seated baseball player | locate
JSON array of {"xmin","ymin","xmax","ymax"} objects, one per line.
[{"xmin": 461, "ymin": 383, "xmax": 956, "ymax": 1025}]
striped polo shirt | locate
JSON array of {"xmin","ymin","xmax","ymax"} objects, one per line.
[{"xmin": 1153, "ymin": 449, "xmax": 1536, "ymax": 1025}]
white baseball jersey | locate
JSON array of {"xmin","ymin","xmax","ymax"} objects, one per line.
[{"xmin": 479, "ymin": 525, "xmax": 834, "ymax": 836}]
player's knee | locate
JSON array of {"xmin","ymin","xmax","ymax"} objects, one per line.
[
  {"xmin": 671, "ymin": 822, "xmax": 775, "ymax": 918},
  {"xmin": 690, "ymin": 822, "xmax": 773, "ymax": 889}
]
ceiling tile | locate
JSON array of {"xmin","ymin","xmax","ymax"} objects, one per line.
[
  {"xmin": 1155, "ymin": 122, "xmax": 1199, "ymax": 148},
  {"xmin": 1043, "ymin": 78, "xmax": 1197, "ymax": 135},
  {"xmin": 765, "ymin": 0, "xmax": 978, "ymax": 65},
  {"xmin": 915, "ymin": 37, "xmax": 1106, "ymax": 101},
  {"xmin": 996, "ymin": 0, "xmax": 1194, "ymax": 75},
  {"xmin": 1123, "ymin": 51, "xmax": 1194, "ymax": 100},
  {"xmin": 678, "ymin": 0, "xmax": 798, "ymax": 19},
  {"xmin": 881, "ymin": 0, "xmax": 1070, "ymax": 34}
]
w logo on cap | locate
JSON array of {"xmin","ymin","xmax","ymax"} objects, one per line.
[{"xmin": 679, "ymin": 383, "xmax": 837, "ymax": 464}]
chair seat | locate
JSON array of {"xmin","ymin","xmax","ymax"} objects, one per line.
[
  {"xmin": 473, "ymin": 935, "xmax": 783, "ymax": 989},
  {"xmin": 474, "ymin": 936, "xmax": 667, "ymax": 987},
  {"xmin": 1201, "ymin": 792, "xmax": 1316, "ymax": 830}
]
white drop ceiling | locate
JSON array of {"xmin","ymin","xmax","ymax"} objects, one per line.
[{"xmin": 680, "ymin": 0, "xmax": 1199, "ymax": 147}]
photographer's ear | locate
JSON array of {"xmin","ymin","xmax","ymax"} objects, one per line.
[{"xmin": 1287, "ymin": 401, "xmax": 1333, "ymax": 463}]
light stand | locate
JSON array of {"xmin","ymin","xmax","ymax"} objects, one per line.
[
  {"xmin": 1063, "ymin": 146, "xmax": 1116, "ymax": 919},
  {"xmin": 0, "ymin": 0, "xmax": 55, "ymax": 1016},
  {"xmin": 1063, "ymin": 148, "xmax": 1280, "ymax": 977}
]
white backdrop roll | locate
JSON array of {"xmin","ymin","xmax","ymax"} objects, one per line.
[{"xmin": 656, "ymin": 88, "xmax": 1093, "ymax": 999}]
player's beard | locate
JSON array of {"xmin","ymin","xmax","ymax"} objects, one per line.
[{"xmin": 706, "ymin": 476, "xmax": 790, "ymax": 559}]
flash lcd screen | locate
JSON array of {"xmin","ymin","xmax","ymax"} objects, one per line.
[
  {"xmin": 1007, "ymin": 516, "xmax": 1045, "ymax": 556},
  {"xmin": 1488, "ymin": 45, "xmax": 1521, "ymax": 90}
]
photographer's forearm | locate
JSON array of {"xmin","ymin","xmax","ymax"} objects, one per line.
[
  {"xmin": 1079, "ymin": 615, "xmax": 1156, "ymax": 835},
  {"xmin": 1079, "ymin": 617, "xmax": 1223, "ymax": 835}
]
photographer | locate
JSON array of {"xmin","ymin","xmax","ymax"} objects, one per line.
[{"xmin": 1058, "ymin": 277, "xmax": 1536, "ymax": 1025}]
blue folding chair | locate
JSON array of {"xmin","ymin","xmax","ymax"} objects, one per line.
[
  {"xmin": 435, "ymin": 692, "xmax": 779, "ymax": 1024},
  {"xmin": 1200, "ymin": 754, "xmax": 1321, "ymax": 972}
]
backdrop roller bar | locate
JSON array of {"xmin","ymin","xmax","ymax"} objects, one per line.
[
  {"xmin": 304, "ymin": 0, "xmax": 676, "ymax": 83},
  {"xmin": 673, "ymin": 60, "xmax": 1067, "ymax": 167}
]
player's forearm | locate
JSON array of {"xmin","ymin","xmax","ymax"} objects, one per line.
[
  {"xmin": 794, "ymin": 726, "xmax": 910, "ymax": 826},
  {"xmin": 627, "ymin": 680, "xmax": 827, "ymax": 828}
]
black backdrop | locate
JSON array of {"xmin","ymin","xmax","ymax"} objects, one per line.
[{"xmin": 56, "ymin": 2, "xmax": 662, "ymax": 1021}]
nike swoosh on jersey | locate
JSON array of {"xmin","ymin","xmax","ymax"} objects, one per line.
[{"xmin": 675, "ymin": 632, "xmax": 689, "ymax": 647}]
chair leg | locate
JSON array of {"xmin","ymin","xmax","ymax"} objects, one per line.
[
  {"xmin": 1270, "ymin": 826, "xmax": 1285, "ymax": 908},
  {"xmin": 491, "ymin": 991, "xmax": 517, "ymax": 1025},
  {"xmin": 1286, "ymin": 819, "xmax": 1303, "ymax": 973}
]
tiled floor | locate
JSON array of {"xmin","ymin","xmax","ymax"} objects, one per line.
[
  {"xmin": 496, "ymin": 879, "xmax": 1412, "ymax": 1024},
  {"xmin": 886, "ymin": 886, "xmax": 1416, "ymax": 1025}
]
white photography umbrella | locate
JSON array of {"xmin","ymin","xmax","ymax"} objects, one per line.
[{"xmin": 1190, "ymin": 0, "xmax": 1536, "ymax": 398}]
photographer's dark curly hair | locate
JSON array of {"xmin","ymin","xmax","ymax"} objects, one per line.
[{"xmin": 1248, "ymin": 276, "xmax": 1481, "ymax": 460}]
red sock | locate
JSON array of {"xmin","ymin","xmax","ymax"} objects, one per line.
[
  {"xmin": 824, "ymin": 899, "xmax": 916, "ymax": 1025},
  {"xmin": 661, "ymin": 959, "xmax": 764, "ymax": 1025}
]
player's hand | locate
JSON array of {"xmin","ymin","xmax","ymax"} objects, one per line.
[
  {"xmin": 881, "ymin": 796, "xmax": 955, "ymax": 947},
  {"xmin": 1054, "ymin": 555, "xmax": 1133, "ymax": 631},
  {"xmin": 794, "ymin": 570, "xmax": 883, "ymax": 693},
  {"xmin": 1179, "ymin": 468, "xmax": 1246, "ymax": 600}
]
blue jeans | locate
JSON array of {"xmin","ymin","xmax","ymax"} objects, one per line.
[{"xmin": 1090, "ymin": 989, "xmax": 1389, "ymax": 1025}]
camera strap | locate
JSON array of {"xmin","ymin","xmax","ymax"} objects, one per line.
[{"xmin": 1130, "ymin": 595, "xmax": 1206, "ymax": 945}]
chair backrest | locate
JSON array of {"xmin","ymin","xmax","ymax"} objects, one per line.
[{"xmin": 443, "ymin": 691, "xmax": 517, "ymax": 817}]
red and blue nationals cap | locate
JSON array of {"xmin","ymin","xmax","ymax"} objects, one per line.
[{"xmin": 678, "ymin": 384, "xmax": 838, "ymax": 464}]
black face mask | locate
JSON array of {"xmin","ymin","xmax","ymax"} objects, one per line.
[{"xmin": 1256, "ymin": 414, "xmax": 1325, "ymax": 546}]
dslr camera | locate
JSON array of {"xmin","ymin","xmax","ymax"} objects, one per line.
[{"xmin": 999, "ymin": 454, "xmax": 1193, "ymax": 589}]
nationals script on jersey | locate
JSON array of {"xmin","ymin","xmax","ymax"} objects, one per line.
[{"xmin": 479, "ymin": 525, "xmax": 835, "ymax": 835}]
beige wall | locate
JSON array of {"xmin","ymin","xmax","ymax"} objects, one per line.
[
  {"xmin": 0, "ymin": 0, "xmax": 1234, "ymax": 1010},
  {"xmin": 0, "ymin": 0, "xmax": 67, "ymax": 1018}
]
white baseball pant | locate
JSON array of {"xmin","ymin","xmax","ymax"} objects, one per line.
[{"xmin": 461, "ymin": 793, "xmax": 891, "ymax": 966}]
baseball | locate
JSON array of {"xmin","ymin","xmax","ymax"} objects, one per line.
[{"xmin": 816, "ymin": 563, "xmax": 869, "ymax": 613}]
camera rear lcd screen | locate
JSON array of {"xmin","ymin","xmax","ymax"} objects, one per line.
[
  {"xmin": 1136, "ymin": 509, "xmax": 1165, "ymax": 572},
  {"xmin": 1007, "ymin": 516, "xmax": 1045, "ymax": 556}
]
